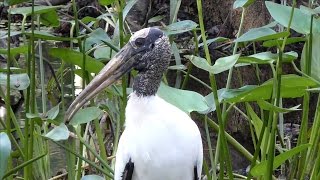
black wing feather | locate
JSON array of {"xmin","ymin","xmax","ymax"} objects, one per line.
[
  {"xmin": 122, "ymin": 158, "xmax": 134, "ymax": 180},
  {"xmin": 194, "ymin": 166, "xmax": 198, "ymax": 180}
]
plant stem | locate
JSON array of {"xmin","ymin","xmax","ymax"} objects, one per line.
[
  {"xmin": 204, "ymin": 116, "xmax": 216, "ymax": 180},
  {"xmin": 181, "ymin": 30, "xmax": 198, "ymax": 89},
  {"xmin": 5, "ymin": 7, "xmax": 13, "ymax": 180},
  {"xmin": 51, "ymin": 140, "xmax": 113, "ymax": 178},
  {"xmin": 266, "ymin": 1, "xmax": 295, "ymax": 179},
  {"xmin": 196, "ymin": 0, "xmax": 233, "ymax": 179},
  {"xmin": 26, "ymin": 1, "xmax": 37, "ymax": 178}
]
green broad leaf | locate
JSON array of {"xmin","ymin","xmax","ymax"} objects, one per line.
[
  {"xmin": 233, "ymin": 0, "xmax": 255, "ymax": 9},
  {"xmin": 123, "ymin": 0, "xmax": 138, "ymax": 21},
  {"xmin": 157, "ymin": 83, "xmax": 209, "ymax": 114},
  {"xmin": 186, "ymin": 54, "xmax": 240, "ymax": 74},
  {"xmin": 39, "ymin": 9, "xmax": 59, "ymax": 27},
  {"xmin": 24, "ymin": 31, "xmax": 78, "ymax": 41},
  {"xmin": 46, "ymin": 103, "xmax": 60, "ymax": 120},
  {"xmin": 265, "ymin": 1, "xmax": 320, "ymax": 34},
  {"xmin": 26, "ymin": 113, "xmax": 42, "ymax": 125},
  {"xmin": 86, "ymin": 28, "xmax": 114, "ymax": 51},
  {"xmin": 0, "ymin": 31, "xmax": 21, "ymax": 39},
  {"xmin": 45, "ymin": 123, "xmax": 69, "ymax": 141},
  {"xmin": 0, "ymin": 73, "xmax": 30, "ymax": 90},
  {"xmin": 148, "ymin": 15, "xmax": 165, "ymax": 23},
  {"xmin": 261, "ymin": 21, "xmax": 278, "ymax": 28},
  {"xmin": 26, "ymin": 113, "xmax": 40, "ymax": 119},
  {"xmin": 10, "ymin": 6, "xmax": 60, "ymax": 27},
  {"xmin": 257, "ymin": 100, "xmax": 301, "ymax": 113},
  {"xmin": 49, "ymin": 48, "xmax": 105, "ymax": 74},
  {"xmin": 94, "ymin": 47, "xmax": 114, "ymax": 60},
  {"xmin": 198, "ymin": 37, "xmax": 229, "ymax": 47},
  {"xmin": 4, "ymin": 0, "xmax": 30, "ymax": 6},
  {"xmin": 0, "ymin": 45, "xmax": 28, "ymax": 55},
  {"xmin": 263, "ymin": 37, "xmax": 306, "ymax": 47},
  {"xmin": 81, "ymin": 16, "xmax": 98, "ymax": 24},
  {"xmin": 164, "ymin": 20, "xmax": 198, "ymax": 35},
  {"xmin": 250, "ymin": 144, "xmax": 311, "ymax": 176},
  {"xmin": 235, "ymin": 27, "xmax": 289, "ymax": 42},
  {"xmin": 238, "ymin": 51, "xmax": 298, "ymax": 64},
  {"xmin": 224, "ymin": 75, "xmax": 318, "ymax": 102},
  {"xmin": 300, "ymin": 5, "xmax": 320, "ymax": 15},
  {"xmin": 81, "ymin": 175, "xmax": 105, "ymax": 180},
  {"xmin": 0, "ymin": 133, "xmax": 11, "ymax": 180},
  {"xmin": 168, "ymin": 65, "xmax": 187, "ymax": 70},
  {"xmin": 69, "ymin": 107, "xmax": 103, "ymax": 126},
  {"xmin": 263, "ymin": 74, "xmax": 317, "ymax": 87},
  {"xmin": 169, "ymin": 0, "xmax": 181, "ymax": 23},
  {"xmin": 202, "ymin": 89, "xmax": 226, "ymax": 113},
  {"xmin": 10, "ymin": 6, "xmax": 59, "ymax": 16},
  {"xmin": 99, "ymin": 0, "xmax": 115, "ymax": 6},
  {"xmin": 247, "ymin": 104, "xmax": 263, "ymax": 137},
  {"xmin": 301, "ymin": 33, "xmax": 320, "ymax": 82}
]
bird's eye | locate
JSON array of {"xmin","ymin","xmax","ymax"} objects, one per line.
[{"xmin": 135, "ymin": 38, "xmax": 145, "ymax": 47}]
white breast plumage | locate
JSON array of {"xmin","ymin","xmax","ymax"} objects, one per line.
[{"xmin": 114, "ymin": 93, "xmax": 203, "ymax": 180}]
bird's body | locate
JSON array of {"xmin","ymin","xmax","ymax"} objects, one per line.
[
  {"xmin": 115, "ymin": 93, "xmax": 203, "ymax": 180},
  {"xmin": 65, "ymin": 27, "xmax": 203, "ymax": 180}
]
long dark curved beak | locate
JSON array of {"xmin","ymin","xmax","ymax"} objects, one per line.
[{"xmin": 65, "ymin": 43, "xmax": 136, "ymax": 122}]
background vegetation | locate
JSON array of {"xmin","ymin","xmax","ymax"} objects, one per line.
[{"xmin": 0, "ymin": 0, "xmax": 320, "ymax": 179}]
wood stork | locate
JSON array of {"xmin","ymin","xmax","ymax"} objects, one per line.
[{"xmin": 65, "ymin": 27, "xmax": 203, "ymax": 180}]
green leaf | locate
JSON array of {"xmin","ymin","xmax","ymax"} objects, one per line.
[
  {"xmin": 238, "ymin": 51, "xmax": 298, "ymax": 64},
  {"xmin": 45, "ymin": 123, "xmax": 69, "ymax": 141},
  {"xmin": 4, "ymin": 0, "xmax": 30, "ymax": 6},
  {"xmin": 169, "ymin": 0, "xmax": 181, "ymax": 23},
  {"xmin": 24, "ymin": 31, "xmax": 78, "ymax": 41},
  {"xmin": 0, "ymin": 132, "xmax": 11, "ymax": 180},
  {"xmin": 86, "ymin": 28, "xmax": 113, "ymax": 51},
  {"xmin": 26, "ymin": 113, "xmax": 40, "ymax": 119},
  {"xmin": 0, "ymin": 45, "xmax": 28, "ymax": 55},
  {"xmin": 186, "ymin": 54, "xmax": 240, "ymax": 74},
  {"xmin": 224, "ymin": 75, "xmax": 318, "ymax": 102},
  {"xmin": 300, "ymin": 5, "xmax": 320, "ymax": 15},
  {"xmin": 247, "ymin": 105, "xmax": 263, "ymax": 137},
  {"xmin": 168, "ymin": 65, "xmax": 187, "ymax": 70},
  {"xmin": 10, "ymin": 6, "xmax": 60, "ymax": 27},
  {"xmin": 148, "ymin": 15, "xmax": 165, "ymax": 23},
  {"xmin": 0, "ymin": 31, "xmax": 21, "ymax": 39},
  {"xmin": 164, "ymin": 20, "xmax": 198, "ymax": 35},
  {"xmin": 94, "ymin": 47, "xmax": 114, "ymax": 60},
  {"xmin": 198, "ymin": 37, "xmax": 229, "ymax": 47},
  {"xmin": 81, "ymin": 175, "xmax": 105, "ymax": 180},
  {"xmin": 301, "ymin": 33, "xmax": 320, "ymax": 82},
  {"xmin": 235, "ymin": 27, "xmax": 289, "ymax": 42},
  {"xmin": 10, "ymin": 6, "xmax": 59, "ymax": 16},
  {"xmin": 46, "ymin": 103, "xmax": 60, "ymax": 120},
  {"xmin": 257, "ymin": 100, "xmax": 301, "ymax": 113},
  {"xmin": 233, "ymin": 0, "xmax": 255, "ymax": 9},
  {"xmin": 265, "ymin": 1, "xmax": 320, "ymax": 34},
  {"xmin": 0, "ymin": 73, "xmax": 30, "ymax": 90},
  {"xmin": 39, "ymin": 9, "xmax": 60, "ymax": 27},
  {"xmin": 250, "ymin": 144, "xmax": 311, "ymax": 176},
  {"xmin": 49, "ymin": 48, "xmax": 105, "ymax": 74},
  {"xmin": 69, "ymin": 107, "xmax": 103, "ymax": 126},
  {"xmin": 99, "ymin": 0, "xmax": 115, "ymax": 6},
  {"xmin": 157, "ymin": 83, "xmax": 209, "ymax": 114},
  {"xmin": 202, "ymin": 89, "xmax": 226, "ymax": 113},
  {"xmin": 123, "ymin": 0, "xmax": 138, "ymax": 20},
  {"xmin": 263, "ymin": 37, "xmax": 306, "ymax": 48}
]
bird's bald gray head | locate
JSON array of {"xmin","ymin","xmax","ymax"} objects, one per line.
[{"xmin": 129, "ymin": 27, "xmax": 171, "ymax": 96}]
